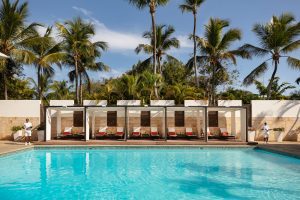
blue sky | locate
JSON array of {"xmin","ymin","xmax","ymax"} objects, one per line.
[{"xmin": 21, "ymin": 0, "xmax": 300, "ymax": 93}]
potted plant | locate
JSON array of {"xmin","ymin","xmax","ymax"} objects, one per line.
[
  {"xmin": 11, "ymin": 126, "xmax": 23, "ymax": 141},
  {"xmin": 273, "ymin": 127, "xmax": 285, "ymax": 142},
  {"xmin": 248, "ymin": 127, "xmax": 256, "ymax": 142}
]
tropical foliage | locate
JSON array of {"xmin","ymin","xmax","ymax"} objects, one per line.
[
  {"xmin": 0, "ymin": 0, "xmax": 299, "ymax": 103},
  {"xmin": 241, "ymin": 13, "xmax": 300, "ymax": 99}
]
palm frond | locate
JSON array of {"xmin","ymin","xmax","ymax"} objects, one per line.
[
  {"xmin": 287, "ymin": 56, "xmax": 300, "ymax": 69},
  {"xmin": 243, "ymin": 61, "xmax": 268, "ymax": 86}
]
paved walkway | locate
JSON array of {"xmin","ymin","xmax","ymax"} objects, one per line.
[
  {"xmin": 0, "ymin": 141, "xmax": 33, "ymax": 156},
  {"xmin": 257, "ymin": 142, "xmax": 300, "ymax": 159}
]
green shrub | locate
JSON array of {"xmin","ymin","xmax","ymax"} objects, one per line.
[{"xmin": 11, "ymin": 126, "xmax": 23, "ymax": 132}]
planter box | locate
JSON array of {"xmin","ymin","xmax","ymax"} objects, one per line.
[
  {"xmin": 37, "ymin": 130, "xmax": 45, "ymax": 141},
  {"xmin": 248, "ymin": 131, "xmax": 256, "ymax": 142},
  {"xmin": 13, "ymin": 130, "xmax": 23, "ymax": 141},
  {"xmin": 274, "ymin": 131, "xmax": 284, "ymax": 142}
]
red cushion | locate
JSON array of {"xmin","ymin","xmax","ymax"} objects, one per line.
[
  {"xmin": 186, "ymin": 132, "xmax": 194, "ymax": 136},
  {"xmin": 97, "ymin": 132, "xmax": 106, "ymax": 136},
  {"xmin": 63, "ymin": 132, "xmax": 72, "ymax": 135},
  {"xmin": 132, "ymin": 132, "xmax": 140, "ymax": 136},
  {"xmin": 116, "ymin": 132, "xmax": 124, "ymax": 136},
  {"xmin": 168, "ymin": 132, "xmax": 177, "ymax": 136},
  {"xmin": 221, "ymin": 132, "xmax": 228, "ymax": 136},
  {"xmin": 151, "ymin": 132, "xmax": 159, "ymax": 136}
]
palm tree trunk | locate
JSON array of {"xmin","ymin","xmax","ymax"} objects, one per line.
[
  {"xmin": 79, "ymin": 73, "xmax": 83, "ymax": 105},
  {"xmin": 266, "ymin": 60, "xmax": 278, "ymax": 100},
  {"xmin": 193, "ymin": 12, "xmax": 199, "ymax": 87},
  {"xmin": 37, "ymin": 65, "xmax": 42, "ymax": 101},
  {"xmin": 3, "ymin": 72, "xmax": 8, "ymax": 100},
  {"xmin": 74, "ymin": 55, "xmax": 79, "ymax": 105},
  {"xmin": 150, "ymin": 3, "xmax": 159, "ymax": 99},
  {"xmin": 210, "ymin": 67, "xmax": 217, "ymax": 106}
]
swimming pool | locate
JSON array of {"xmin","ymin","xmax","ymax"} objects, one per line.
[{"xmin": 0, "ymin": 147, "xmax": 299, "ymax": 200}]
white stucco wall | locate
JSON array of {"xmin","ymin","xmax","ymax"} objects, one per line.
[
  {"xmin": 252, "ymin": 100, "xmax": 300, "ymax": 117},
  {"xmin": 150, "ymin": 100, "xmax": 175, "ymax": 106},
  {"xmin": 184, "ymin": 100, "xmax": 208, "ymax": 106},
  {"xmin": 50, "ymin": 100, "xmax": 74, "ymax": 106},
  {"xmin": 0, "ymin": 100, "xmax": 41, "ymax": 117},
  {"xmin": 117, "ymin": 100, "xmax": 141, "ymax": 106},
  {"xmin": 83, "ymin": 100, "xmax": 107, "ymax": 106},
  {"xmin": 218, "ymin": 100, "xmax": 242, "ymax": 107}
]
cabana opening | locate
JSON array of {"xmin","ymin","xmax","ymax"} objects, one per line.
[
  {"xmin": 45, "ymin": 106, "xmax": 86, "ymax": 141},
  {"xmin": 207, "ymin": 106, "xmax": 247, "ymax": 142},
  {"xmin": 166, "ymin": 106, "xmax": 206, "ymax": 140},
  {"xmin": 127, "ymin": 106, "xmax": 166, "ymax": 140},
  {"xmin": 86, "ymin": 106, "xmax": 126, "ymax": 140}
]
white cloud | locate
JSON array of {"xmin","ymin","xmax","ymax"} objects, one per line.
[
  {"xmin": 177, "ymin": 35, "xmax": 193, "ymax": 48},
  {"xmin": 72, "ymin": 6, "xmax": 92, "ymax": 16},
  {"xmin": 72, "ymin": 6, "xmax": 147, "ymax": 52}
]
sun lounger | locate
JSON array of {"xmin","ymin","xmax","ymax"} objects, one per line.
[
  {"xmin": 185, "ymin": 127, "xmax": 197, "ymax": 137},
  {"xmin": 96, "ymin": 127, "xmax": 107, "ymax": 137},
  {"xmin": 132, "ymin": 127, "xmax": 141, "ymax": 137},
  {"xmin": 116, "ymin": 127, "xmax": 124, "ymax": 138},
  {"xmin": 150, "ymin": 127, "xmax": 159, "ymax": 137},
  {"xmin": 62, "ymin": 127, "xmax": 72, "ymax": 136},
  {"xmin": 219, "ymin": 128, "xmax": 235, "ymax": 139},
  {"xmin": 168, "ymin": 127, "xmax": 177, "ymax": 138}
]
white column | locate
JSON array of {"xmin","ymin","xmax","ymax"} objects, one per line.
[
  {"xmin": 126, "ymin": 108, "xmax": 130, "ymax": 139},
  {"xmin": 202, "ymin": 109, "xmax": 206, "ymax": 138},
  {"xmin": 91, "ymin": 111, "xmax": 95, "ymax": 139},
  {"xmin": 85, "ymin": 110, "xmax": 90, "ymax": 141},
  {"xmin": 231, "ymin": 111, "xmax": 236, "ymax": 135},
  {"xmin": 240, "ymin": 109, "xmax": 247, "ymax": 142},
  {"xmin": 197, "ymin": 109, "xmax": 200, "ymax": 137},
  {"xmin": 56, "ymin": 110, "xmax": 61, "ymax": 138},
  {"xmin": 162, "ymin": 109, "xmax": 166, "ymax": 138},
  {"xmin": 46, "ymin": 108, "xmax": 51, "ymax": 141}
]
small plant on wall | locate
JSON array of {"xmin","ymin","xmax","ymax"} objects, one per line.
[
  {"xmin": 11, "ymin": 126, "xmax": 23, "ymax": 132},
  {"xmin": 273, "ymin": 127, "xmax": 285, "ymax": 132}
]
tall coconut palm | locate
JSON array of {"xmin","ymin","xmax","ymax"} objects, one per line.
[
  {"xmin": 190, "ymin": 18, "xmax": 249, "ymax": 105},
  {"xmin": 135, "ymin": 25, "xmax": 180, "ymax": 74},
  {"xmin": 241, "ymin": 13, "xmax": 300, "ymax": 99},
  {"xmin": 28, "ymin": 74, "xmax": 52, "ymax": 103},
  {"xmin": 56, "ymin": 17, "xmax": 108, "ymax": 104},
  {"xmin": 128, "ymin": 0, "xmax": 169, "ymax": 75},
  {"xmin": 25, "ymin": 27, "xmax": 65, "ymax": 101},
  {"xmin": 179, "ymin": 0, "xmax": 205, "ymax": 87},
  {"xmin": 0, "ymin": 0, "xmax": 40, "ymax": 99}
]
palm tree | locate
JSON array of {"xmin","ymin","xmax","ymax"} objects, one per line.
[
  {"xmin": 190, "ymin": 18, "xmax": 248, "ymax": 105},
  {"xmin": 48, "ymin": 80, "xmax": 73, "ymax": 100},
  {"xmin": 0, "ymin": 0, "xmax": 40, "ymax": 99},
  {"xmin": 128, "ymin": 0, "xmax": 170, "ymax": 76},
  {"xmin": 135, "ymin": 25, "xmax": 180, "ymax": 74},
  {"xmin": 68, "ymin": 50, "xmax": 109, "ymax": 104},
  {"xmin": 179, "ymin": 0, "xmax": 205, "ymax": 87},
  {"xmin": 26, "ymin": 27, "xmax": 65, "ymax": 101},
  {"xmin": 254, "ymin": 77, "xmax": 295, "ymax": 99},
  {"xmin": 56, "ymin": 17, "xmax": 108, "ymax": 105},
  {"xmin": 138, "ymin": 70, "xmax": 162, "ymax": 102},
  {"xmin": 28, "ymin": 74, "xmax": 52, "ymax": 103},
  {"xmin": 241, "ymin": 13, "xmax": 300, "ymax": 99}
]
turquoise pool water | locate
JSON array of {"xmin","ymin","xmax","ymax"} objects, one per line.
[{"xmin": 0, "ymin": 147, "xmax": 299, "ymax": 200}]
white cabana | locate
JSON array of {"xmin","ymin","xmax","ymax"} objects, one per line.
[
  {"xmin": 207, "ymin": 106, "xmax": 247, "ymax": 142},
  {"xmin": 45, "ymin": 106, "xmax": 86, "ymax": 141},
  {"xmin": 127, "ymin": 106, "xmax": 166, "ymax": 139},
  {"xmin": 86, "ymin": 106, "xmax": 126, "ymax": 140},
  {"xmin": 166, "ymin": 106, "xmax": 206, "ymax": 140}
]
